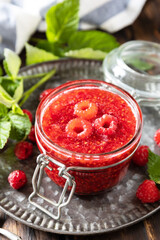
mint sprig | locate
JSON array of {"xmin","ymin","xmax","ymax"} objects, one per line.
[
  {"xmin": 26, "ymin": 0, "xmax": 119, "ymax": 63},
  {"xmin": 147, "ymin": 150, "xmax": 160, "ymax": 184},
  {"xmin": 0, "ymin": 48, "xmax": 56, "ymax": 149}
]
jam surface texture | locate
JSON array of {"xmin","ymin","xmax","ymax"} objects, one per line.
[{"xmin": 42, "ymin": 87, "xmax": 136, "ymax": 154}]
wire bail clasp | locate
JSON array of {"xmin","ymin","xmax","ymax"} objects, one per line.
[{"xmin": 28, "ymin": 154, "xmax": 76, "ymax": 220}]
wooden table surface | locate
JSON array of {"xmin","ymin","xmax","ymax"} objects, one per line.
[{"xmin": 0, "ymin": 0, "xmax": 160, "ymax": 239}]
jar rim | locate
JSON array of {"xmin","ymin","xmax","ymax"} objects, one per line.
[{"xmin": 36, "ymin": 79, "xmax": 143, "ymax": 157}]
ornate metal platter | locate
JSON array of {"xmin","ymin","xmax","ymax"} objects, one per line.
[{"xmin": 0, "ymin": 59, "xmax": 160, "ymax": 235}]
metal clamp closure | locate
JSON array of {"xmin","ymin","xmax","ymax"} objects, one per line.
[{"xmin": 28, "ymin": 154, "xmax": 76, "ymax": 220}]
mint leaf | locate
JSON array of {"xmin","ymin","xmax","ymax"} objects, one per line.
[
  {"xmin": 147, "ymin": 150, "xmax": 160, "ymax": 184},
  {"xmin": 37, "ymin": 40, "xmax": 65, "ymax": 57},
  {"xmin": 4, "ymin": 49, "xmax": 21, "ymax": 78},
  {"xmin": 0, "ymin": 118, "xmax": 11, "ymax": 149},
  {"xmin": 25, "ymin": 43, "xmax": 59, "ymax": 65},
  {"xmin": 0, "ymin": 85, "xmax": 15, "ymax": 108},
  {"xmin": 11, "ymin": 103, "xmax": 23, "ymax": 115},
  {"xmin": 65, "ymin": 48, "xmax": 107, "ymax": 60},
  {"xmin": 68, "ymin": 31, "xmax": 119, "ymax": 53},
  {"xmin": 0, "ymin": 103, "xmax": 8, "ymax": 117},
  {"xmin": 0, "ymin": 66, "xmax": 3, "ymax": 76},
  {"xmin": 125, "ymin": 58, "xmax": 154, "ymax": 71},
  {"xmin": 46, "ymin": 0, "xmax": 79, "ymax": 43},
  {"xmin": 13, "ymin": 79, "xmax": 23, "ymax": 102},
  {"xmin": 8, "ymin": 112, "xmax": 31, "ymax": 141},
  {"xmin": 1, "ymin": 79, "xmax": 19, "ymax": 97}
]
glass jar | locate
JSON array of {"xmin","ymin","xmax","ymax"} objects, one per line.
[
  {"xmin": 103, "ymin": 40, "xmax": 160, "ymax": 106},
  {"xmin": 35, "ymin": 79, "xmax": 142, "ymax": 195},
  {"xmin": 29, "ymin": 79, "xmax": 142, "ymax": 219}
]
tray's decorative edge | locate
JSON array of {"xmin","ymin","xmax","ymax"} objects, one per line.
[{"xmin": 0, "ymin": 192, "xmax": 160, "ymax": 235}]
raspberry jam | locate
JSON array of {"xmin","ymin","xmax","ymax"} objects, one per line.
[{"xmin": 36, "ymin": 80, "xmax": 142, "ymax": 194}]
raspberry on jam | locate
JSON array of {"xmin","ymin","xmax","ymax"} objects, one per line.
[
  {"xmin": 94, "ymin": 114, "xmax": 118, "ymax": 136},
  {"xmin": 74, "ymin": 100, "xmax": 98, "ymax": 120},
  {"xmin": 65, "ymin": 118, "xmax": 92, "ymax": 140}
]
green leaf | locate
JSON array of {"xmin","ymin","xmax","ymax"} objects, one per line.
[
  {"xmin": 0, "ymin": 66, "xmax": 3, "ymax": 76},
  {"xmin": 46, "ymin": 0, "xmax": 79, "ymax": 43},
  {"xmin": 13, "ymin": 79, "xmax": 23, "ymax": 102},
  {"xmin": 1, "ymin": 79, "xmax": 19, "ymax": 97},
  {"xmin": 125, "ymin": 58, "xmax": 154, "ymax": 72},
  {"xmin": 0, "ymin": 103, "xmax": 8, "ymax": 117},
  {"xmin": 8, "ymin": 112, "xmax": 31, "ymax": 141},
  {"xmin": 11, "ymin": 103, "xmax": 23, "ymax": 115},
  {"xmin": 68, "ymin": 31, "xmax": 119, "ymax": 53},
  {"xmin": 65, "ymin": 48, "xmax": 107, "ymax": 60},
  {"xmin": 0, "ymin": 85, "xmax": 15, "ymax": 108},
  {"xmin": 37, "ymin": 39, "xmax": 65, "ymax": 57},
  {"xmin": 25, "ymin": 43, "xmax": 59, "ymax": 65},
  {"xmin": 3, "ymin": 49, "xmax": 21, "ymax": 78},
  {"xmin": 0, "ymin": 118, "xmax": 11, "ymax": 149},
  {"xmin": 147, "ymin": 150, "xmax": 160, "ymax": 184}
]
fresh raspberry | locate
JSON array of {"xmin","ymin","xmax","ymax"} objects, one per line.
[
  {"xmin": 23, "ymin": 109, "xmax": 32, "ymax": 123},
  {"xmin": 14, "ymin": 141, "xmax": 33, "ymax": 160},
  {"xmin": 65, "ymin": 118, "xmax": 92, "ymax": 140},
  {"xmin": 74, "ymin": 100, "xmax": 98, "ymax": 120},
  {"xmin": 132, "ymin": 145, "xmax": 149, "ymax": 166},
  {"xmin": 154, "ymin": 129, "xmax": 160, "ymax": 147},
  {"xmin": 136, "ymin": 180, "xmax": 160, "ymax": 203},
  {"xmin": 94, "ymin": 114, "xmax": 117, "ymax": 136},
  {"xmin": 8, "ymin": 170, "xmax": 27, "ymax": 189},
  {"xmin": 39, "ymin": 88, "xmax": 53, "ymax": 101},
  {"xmin": 28, "ymin": 126, "xmax": 36, "ymax": 142}
]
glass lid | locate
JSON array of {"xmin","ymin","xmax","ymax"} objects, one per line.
[{"xmin": 103, "ymin": 40, "xmax": 160, "ymax": 106}]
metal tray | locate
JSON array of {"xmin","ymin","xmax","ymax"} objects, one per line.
[{"xmin": 0, "ymin": 59, "xmax": 160, "ymax": 235}]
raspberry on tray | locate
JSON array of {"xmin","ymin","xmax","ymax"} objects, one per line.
[
  {"xmin": 154, "ymin": 129, "xmax": 160, "ymax": 147},
  {"xmin": 136, "ymin": 180, "xmax": 160, "ymax": 203},
  {"xmin": 132, "ymin": 145, "xmax": 149, "ymax": 166},
  {"xmin": 8, "ymin": 170, "xmax": 27, "ymax": 189},
  {"xmin": 22, "ymin": 109, "xmax": 33, "ymax": 123},
  {"xmin": 14, "ymin": 141, "xmax": 33, "ymax": 160}
]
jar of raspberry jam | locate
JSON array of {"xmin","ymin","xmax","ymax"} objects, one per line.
[{"xmin": 29, "ymin": 79, "xmax": 142, "ymax": 220}]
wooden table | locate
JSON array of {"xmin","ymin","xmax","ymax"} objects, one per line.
[{"xmin": 0, "ymin": 0, "xmax": 160, "ymax": 239}]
